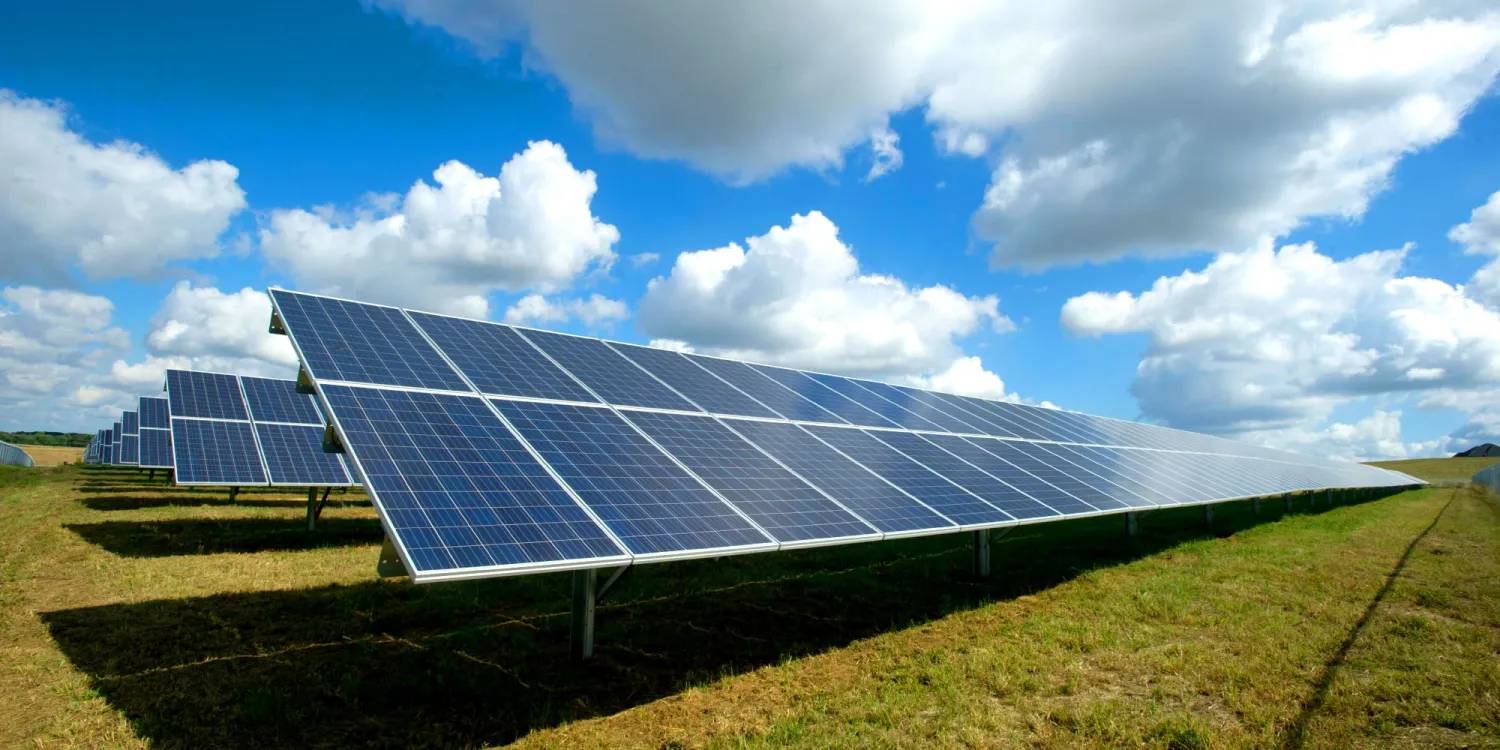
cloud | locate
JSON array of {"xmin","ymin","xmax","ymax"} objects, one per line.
[
  {"xmin": 1060, "ymin": 240, "xmax": 1500, "ymax": 457},
  {"xmin": 144, "ymin": 282, "xmax": 297, "ymax": 372},
  {"xmin": 378, "ymin": 2, "xmax": 1500, "ymax": 268},
  {"xmin": 1239, "ymin": 410, "xmax": 1443, "ymax": 462},
  {"xmin": 638, "ymin": 210, "xmax": 1013, "ymax": 389},
  {"xmin": 628, "ymin": 252, "xmax": 661, "ymax": 268},
  {"xmin": 907, "ymin": 356, "xmax": 1015, "ymax": 401},
  {"xmin": 501, "ymin": 292, "xmax": 628, "ymax": 328},
  {"xmin": 865, "ymin": 125, "xmax": 903, "ymax": 182},
  {"xmin": 258, "ymin": 140, "xmax": 619, "ymax": 318},
  {"xmin": 0, "ymin": 286, "xmax": 129, "ymax": 430},
  {"xmin": 0, "ymin": 90, "xmax": 246, "ymax": 284},
  {"xmin": 1451, "ymin": 189, "xmax": 1500, "ymax": 309}
]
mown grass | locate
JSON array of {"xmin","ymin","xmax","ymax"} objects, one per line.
[
  {"xmin": 1370, "ymin": 456, "xmax": 1499, "ymax": 484},
  {"xmin": 1, "ymin": 461, "xmax": 1495, "ymax": 748}
]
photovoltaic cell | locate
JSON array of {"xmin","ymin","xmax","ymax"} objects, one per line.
[
  {"xmin": 271, "ymin": 289, "xmax": 467, "ymax": 391},
  {"xmin": 918, "ymin": 434, "xmax": 1092, "ymax": 515},
  {"xmin": 609, "ymin": 342, "xmax": 780, "ymax": 419},
  {"xmin": 749, "ymin": 365, "xmax": 899, "ymax": 428},
  {"xmin": 1020, "ymin": 442, "xmax": 1165, "ymax": 507},
  {"xmin": 171, "ymin": 419, "xmax": 267, "ymax": 485},
  {"xmin": 138, "ymin": 429, "xmax": 173, "ymax": 469},
  {"xmin": 122, "ymin": 411, "xmax": 139, "ymax": 434},
  {"xmin": 848, "ymin": 381, "xmax": 990, "ymax": 434},
  {"xmin": 803, "ymin": 373, "xmax": 945, "ymax": 431},
  {"xmin": 869, "ymin": 430, "xmax": 1060, "ymax": 520},
  {"xmin": 321, "ymin": 385, "xmax": 626, "ymax": 576},
  {"xmin": 409, "ymin": 312, "xmax": 598, "ymax": 403},
  {"xmin": 517, "ymin": 329, "xmax": 699, "ymax": 411},
  {"xmin": 139, "ymin": 397, "xmax": 170, "ymax": 429},
  {"xmin": 241, "ymin": 375, "xmax": 324, "ymax": 425},
  {"xmin": 622, "ymin": 411, "xmax": 877, "ymax": 543},
  {"xmin": 256, "ymin": 423, "xmax": 352, "ymax": 486},
  {"xmin": 684, "ymin": 355, "xmax": 845, "ymax": 423},
  {"xmin": 493, "ymin": 400, "xmax": 773, "ymax": 556},
  {"xmin": 968, "ymin": 439, "xmax": 1133, "ymax": 511},
  {"xmin": 921, "ymin": 392, "xmax": 1026, "ymax": 438},
  {"xmin": 120, "ymin": 435, "xmax": 139, "ymax": 464},
  {"xmin": 726, "ymin": 419, "xmax": 954, "ymax": 534},
  {"xmin": 166, "ymin": 370, "xmax": 249, "ymax": 420},
  {"xmin": 804, "ymin": 425, "xmax": 1013, "ymax": 526}
]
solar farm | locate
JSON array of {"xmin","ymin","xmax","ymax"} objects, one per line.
[{"xmin": 8, "ymin": 289, "xmax": 1497, "ymax": 747}]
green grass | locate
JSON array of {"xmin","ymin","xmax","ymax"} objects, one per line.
[
  {"xmin": 2, "ymin": 461, "xmax": 1497, "ymax": 748},
  {"xmin": 1369, "ymin": 456, "xmax": 1500, "ymax": 484}
]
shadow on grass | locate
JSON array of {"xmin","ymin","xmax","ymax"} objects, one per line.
[
  {"xmin": 78, "ymin": 495, "xmax": 363, "ymax": 511},
  {"xmin": 65, "ymin": 517, "xmax": 384, "ymax": 556},
  {"xmin": 42, "ymin": 497, "xmax": 1357, "ymax": 748}
]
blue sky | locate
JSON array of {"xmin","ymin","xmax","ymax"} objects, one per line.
[{"xmin": 3, "ymin": 1, "xmax": 1500, "ymax": 460}]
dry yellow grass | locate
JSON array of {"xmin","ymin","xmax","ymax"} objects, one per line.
[{"xmin": 17, "ymin": 444, "xmax": 84, "ymax": 467}]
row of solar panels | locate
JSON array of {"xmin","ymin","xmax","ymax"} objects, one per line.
[
  {"xmin": 266, "ymin": 289, "xmax": 1424, "ymax": 583},
  {"xmin": 82, "ymin": 373, "xmax": 356, "ymax": 488}
]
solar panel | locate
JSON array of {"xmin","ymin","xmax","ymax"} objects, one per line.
[
  {"xmin": 138, "ymin": 428, "xmax": 173, "ymax": 469},
  {"xmin": 270, "ymin": 289, "xmax": 468, "ymax": 391},
  {"xmin": 255, "ymin": 423, "xmax": 353, "ymax": 486},
  {"xmin": 803, "ymin": 425, "xmax": 1014, "ymax": 526},
  {"xmin": 609, "ymin": 342, "xmax": 780, "ymax": 419},
  {"xmin": 267, "ymin": 288, "xmax": 1424, "ymax": 586},
  {"xmin": 725, "ymin": 419, "xmax": 955, "ymax": 535},
  {"xmin": 120, "ymin": 435, "xmax": 139, "ymax": 464},
  {"xmin": 408, "ymin": 312, "xmax": 599, "ymax": 402},
  {"xmin": 493, "ymin": 400, "xmax": 775, "ymax": 557},
  {"xmin": 320, "ymin": 385, "xmax": 628, "ymax": 579},
  {"xmin": 239, "ymin": 375, "xmax": 324, "ymax": 424},
  {"xmin": 139, "ymin": 397, "xmax": 170, "ymax": 429},
  {"xmin": 517, "ymin": 328, "xmax": 699, "ymax": 411},
  {"xmin": 867, "ymin": 430, "xmax": 1060, "ymax": 520},
  {"xmin": 122, "ymin": 411, "xmax": 139, "ymax": 434},
  {"xmin": 171, "ymin": 419, "xmax": 267, "ymax": 485},
  {"xmin": 111, "ymin": 422, "xmax": 122, "ymax": 465},
  {"xmin": 166, "ymin": 370, "xmax": 249, "ymax": 420},
  {"xmin": 684, "ymin": 354, "xmax": 844, "ymax": 423},
  {"xmin": 749, "ymin": 364, "xmax": 899, "ymax": 428},
  {"xmin": 621, "ymin": 410, "xmax": 879, "ymax": 544}
]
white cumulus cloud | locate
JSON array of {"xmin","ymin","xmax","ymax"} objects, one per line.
[
  {"xmin": 258, "ymin": 140, "xmax": 619, "ymax": 317},
  {"xmin": 1451, "ymin": 189, "xmax": 1500, "ymax": 309},
  {"xmin": 0, "ymin": 90, "xmax": 246, "ymax": 283},
  {"xmin": 377, "ymin": 2, "xmax": 1500, "ymax": 269},
  {"xmin": 502, "ymin": 292, "xmax": 628, "ymax": 328},
  {"xmin": 638, "ymin": 210, "xmax": 1013, "ymax": 388}
]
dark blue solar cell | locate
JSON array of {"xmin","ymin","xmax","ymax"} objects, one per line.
[
  {"xmin": 494, "ymin": 400, "xmax": 772, "ymax": 556},
  {"xmin": 170, "ymin": 419, "xmax": 268, "ymax": 485},
  {"xmin": 622, "ymin": 411, "xmax": 878, "ymax": 544},
  {"xmin": 120, "ymin": 435, "xmax": 139, "ymax": 464},
  {"xmin": 122, "ymin": 411, "xmax": 139, "ymax": 434},
  {"xmin": 1017, "ymin": 442, "xmax": 1162, "ymax": 507},
  {"xmin": 804, "ymin": 426, "xmax": 1014, "ymax": 526},
  {"xmin": 138, "ymin": 428, "xmax": 174, "ymax": 468},
  {"xmin": 950, "ymin": 398, "xmax": 1054, "ymax": 440},
  {"xmin": 320, "ymin": 385, "xmax": 625, "ymax": 576},
  {"xmin": 1034, "ymin": 409, "xmax": 1117, "ymax": 445},
  {"xmin": 1050, "ymin": 445, "xmax": 1209, "ymax": 504},
  {"xmin": 409, "ymin": 312, "xmax": 599, "ymax": 402},
  {"xmin": 917, "ymin": 434, "xmax": 1092, "ymax": 515},
  {"xmin": 138, "ymin": 397, "xmax": 170, "ymax": 429},
  {"xmin": 749, "ymin": 365, "xmax": 898, "ymax": 428},
  {"xmin": 256, "ymin": 423, "xmax": 353, "ymax": 486},
  {"xmin": 851, "ymin": 381, "xmax": 992, "ymax": 434},
  {"xmin": 516, "ymin": 329, "xmax": 699, "ymax": 411},
  {"xmin": 683, "ymin": 355, "xmax": 843, "ymax": 423},
  {"xmin": 166, "ymin": 370, "xmax": 249, "ymax": 420},
  {"xmin": 111, "ymin": 422, "xmax": 122, "ymax": 465},
  {"xmin": 240, "ymin": 376, "xmax": 324, "ymax": 424},
  {"xmin": 726, "ymin": 419, "xmax": 953, "ymax": 534},
  {"xmin": 271, "ymin": 289, "xmax": 468, "ymax": 391},
  {"xmin": 990, "ymin": 402, "xmax": 1096, "ymax": 444},
  {"xmin": 967, "ymin": 439, "xmax": 1132, "ymax": 511},
  {"xmin": 802, "ymin": 374, "xmax": 945, "ymax": 431},
  {"xmin": 609, "ymin": 342, "xmax": 780, "ymax": 418},
  {"xmin": 868, "ymin": 430, "xmax": 1059, "ymax": 520},
  {"xmin": 920, "ymin": 392, "xmax": 1028, "ymax": 438}
]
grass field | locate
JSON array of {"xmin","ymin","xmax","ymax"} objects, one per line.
[
  {"xmin": 1370, "ymin": 456, "xmax": 1499, "ymax": 484},
  {"xmin": 2, "ymin": 461, "xmax": 1496, "ymax": 748}
]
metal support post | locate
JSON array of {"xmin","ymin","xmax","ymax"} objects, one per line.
[
  {"xmin": 305, "ymin": 487, "xmax": 323, "ymax": 531},
  {"xmin": 228, "ymin": 486, "xmax": 239, "ymax": 503},
  {"xmin": 1125, "ymin": 511, "xmax": 1139, "ymax": 537},
  {"xmin": 1284, "ymin": 493, "xmax": 1292, "ymax": 512},
  {"xmin": 1203, "ymin": 504, "xmax": 1214, "ymax": 525},
  {"xmin": 972, "ymin": 529, "xmax": 991, "ymax": 578},
  {"xmin": 571, "ymin": 568, "xmax": 597, "ymax": 660},
  {"xmin": 1252, "ymin": 497, "xmax": 1261, "ymax": 516}
]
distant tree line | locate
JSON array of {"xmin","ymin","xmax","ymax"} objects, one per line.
[{"xmin": 0, "ymin": 431, "xmax": 91, "ymax": 447}]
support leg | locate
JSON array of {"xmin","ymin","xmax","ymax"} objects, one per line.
[
  {"xmin": 1203, "ymin": 504, "xmax": 1214, "ymax": 525},
  {"xmin": 228, "ymin": 486, "xmax": 239, "ymax": 503},
  {"xmin": 571, "ymin": 568, "xmax": 597, "ymax": 660},
  {"xmin": 1252, "ymin": 497, "xmax": 1261, "ymax": 516},
  {"xmin": 1125, "ymin": 512, "xmax": 1139, "ymax": 537},
  {"xmin": 1284, "ymin": 494, "xmax": 1293, "ymax": 513},
  {"xmin": 306, "ymin": 487, "xmax": 319, "ymax": 531},
  {"xmin": 147, "ymin": 469, "xmax": 154, "ymax": 481},
  {"xmin": 972, "ymin": 529, "xmax": 991, "ymax": 578}
]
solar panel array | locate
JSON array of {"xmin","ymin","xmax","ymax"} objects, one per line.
[
  {"xmin": 165, "ymin": 369, "xmax": 356, "ymax": 487},
  {"xmin": 269, "ymin": 289, "xmax": 1423, "ymax": 584},
  {"xmin": 137, "ymin": 396, "xmax": 174, "ymax": 469},
  {"xmin": 118, "ymin": 409, "xmax": 140, "ymax": 465}
]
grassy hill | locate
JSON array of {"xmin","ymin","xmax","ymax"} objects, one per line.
[{"xmin": 1, "ymin": 460, "xmax": 1495, "ymax": 747}]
